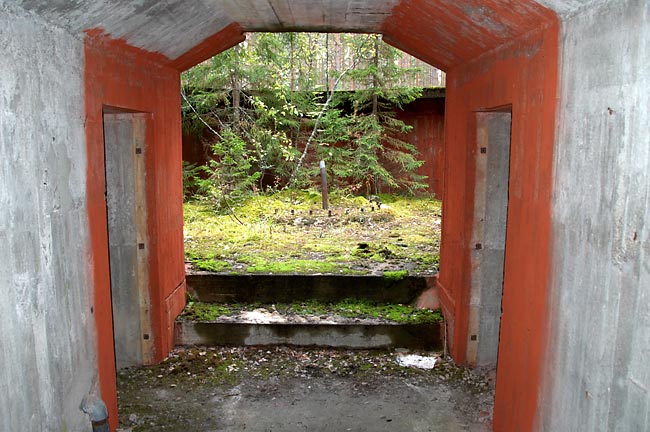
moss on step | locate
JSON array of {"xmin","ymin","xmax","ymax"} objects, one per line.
[
  {"xmin": 383, "ymin": 270, "xmax": 408, "ymax": 281},
  {"xmin": 181, "ymin": 300, "xmax": 443, "ymax": 325}
]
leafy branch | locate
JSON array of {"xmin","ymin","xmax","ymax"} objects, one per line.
[{"xmin": 286, "ymin": 35, "xmax": 372, "ymax": 188}]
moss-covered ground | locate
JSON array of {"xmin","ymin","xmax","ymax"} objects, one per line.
[{"xmin": 184, "ymin": 191, "xmax": 442, "ymax": 276}]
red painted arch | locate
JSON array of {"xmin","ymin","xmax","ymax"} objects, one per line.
[
  {"xmin": 83, "ymin": 1, "xmax": 560, "ymax": 429},
  {"xmin": 383, "ymin": 1, "xmax": 559, "ymax": 430}
]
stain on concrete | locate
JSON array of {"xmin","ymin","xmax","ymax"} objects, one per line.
[{"xmin": 0, "ymin": 4, "xmax": 96, "ymax": 431}]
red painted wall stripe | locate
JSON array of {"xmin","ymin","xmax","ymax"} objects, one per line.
[
  {"xmin": 85, "ymin": 30, "xmax": 186, "ymax": 429},
  {"xmin": 168, "ymin": 23, "xmax": 245, "ymax": 71},
  {"xmin": 383, "ymin": 1, "xmax": 559, "ymax": 430}
]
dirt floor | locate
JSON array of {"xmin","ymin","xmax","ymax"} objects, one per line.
[{"xmin": 116, "ymin": 346, "xmax": 493, "ymax": 432}]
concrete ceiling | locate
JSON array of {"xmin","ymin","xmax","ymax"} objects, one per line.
[
  {"xmin": 12, "ymin": 0, "xmax": 601, "ymax": 69},
  {"xmin": 533, "ymin": 0, "xmax": 601, "ymax": 16}
]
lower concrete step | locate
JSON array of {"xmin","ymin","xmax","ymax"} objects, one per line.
[
  {"xmin": 174, "ymin": 320, "xmax": 442, "ymax": 351},
  {"xmin": 174, "ymin": 304, "xmax": 443, "ymax": 350}
]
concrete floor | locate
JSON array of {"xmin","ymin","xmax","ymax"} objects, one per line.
[{"xmin": 116, "ymin": 347, "xmax": 493, "ymax": 432}]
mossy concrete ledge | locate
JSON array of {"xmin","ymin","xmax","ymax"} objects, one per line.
[
  {"xmin": 174, "ymin": 321, "xmax": 442, "ymax": 351},
  {"xmin": 186, "ymin": 273, "xmax": 431, "ymax": 304}
]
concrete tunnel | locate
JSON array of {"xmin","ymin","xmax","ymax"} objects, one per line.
[{"xmin": 1, "ymin": 0, "xmax": 649, "ymax": 431}]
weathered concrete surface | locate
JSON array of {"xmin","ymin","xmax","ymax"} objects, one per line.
[
  {"xmin": 11, "ymin": 0, "xmax": 400, "ymax": 62},
  {"xmin": 12, "ymin": 1, "xmax": 597, "ymax": 72},
  {"xmin": 535, "ymin": 0, "xmax": 604, "ymax": 16},
  {"xmin": 0, "ymin": 3, "xmax": 96, "ymax": 431},
  {"xmin": 117, "ymin": 346, "xmax": 494, "ymax": 432},
  {"xmin": 104, "ymin": 113, "xmax": 154, "ymax": 369},
  {"xmin": 468, "ymin": 112, "xmax": 511, "ymax": 368},
  {"xmin": 209, "ymin": 378, "xmax": 482, "ymax": 432},
  {"xmin": 541, "ymin": 1, "xmax": 650, "ymax": 431},
  {"xmin": 187, "ymin": 273, "xmax": 429, "ymax": 305},
  {"xmin": 175, "ymin": 321, "xmax": 442, "ymax": 350}
]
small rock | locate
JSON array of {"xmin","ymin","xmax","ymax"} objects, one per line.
[
  {"xmin": 478, "ymin": 410, "xmax": 492, "ymax": 423},
  {"xmin": 396, "ymin": 354, "xmax": 438, "ymax": 370}
]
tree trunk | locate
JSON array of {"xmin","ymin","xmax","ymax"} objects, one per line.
[
  {"xmin": 372, "ymin": 36, "xmax": 379, "ymax": 116},
  {"xmin": 233, "ymin": 46, "xmax": 241, "ymax": 124}
]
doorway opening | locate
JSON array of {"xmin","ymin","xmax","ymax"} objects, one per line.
[
  {"xmin": 466, "ymin": 109, "xmax": 513, "ymax": 369},
  {"xmin": 115, "ymin": 32, "xmax": 496, "ymax": 430},
  {"xmin": 102, "ymin": 108, "xmax": 154, "ymax": 369}
]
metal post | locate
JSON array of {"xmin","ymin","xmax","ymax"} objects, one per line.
[{"xmin": 320, "ymin": 160, "xmax": 329, "ymax": 210}]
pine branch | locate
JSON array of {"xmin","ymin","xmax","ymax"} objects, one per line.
[{"xmin": 181, "ymin": 89, "xmax": 223, "ymax": 140}]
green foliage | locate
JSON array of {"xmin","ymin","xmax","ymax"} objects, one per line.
[
  {"xmin": 208, "ymin": 128, "xmax": 261, "ymax": 205},
  {"xmin": 182, "ymin": 161, "xmax": 205, "ymax": 198},
  {"xmin": 182, "ymin": 32, "xmax": 430, "ymax": 203}
]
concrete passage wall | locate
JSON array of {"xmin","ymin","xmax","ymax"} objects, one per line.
[
  {"xmin": 84, "ymin": 32, "xmax": 187, "ymax": 428},
  {"xmin": 541, "ymin": 1, "xmax": 650, "ymax": 431},
  {"xmin": 0, "ymin": 4, "xmax": 97, "ymax": 431}
]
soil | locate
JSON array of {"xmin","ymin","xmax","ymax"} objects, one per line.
[{"xmin": 116, "ymin": 346, "xmax": 494, "ymax": 432}]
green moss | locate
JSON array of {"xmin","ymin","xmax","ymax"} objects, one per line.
[
  {"xmin": 332, "ymin": 299, "xmax": 443, "ymax": 324},
  {"xmin": 246, "ymin": 260, "xmax": 342, "ymax": 274},
  {"xmin": 181, "ymin": 302, "xmax": 246, "ymax": 321},
  {"xmin": 183, "ymin": 192, "xmax": 442, "ymax": 276},
  {"xmin": 383, "ymin": 270, "xmax": 408, "ymax": 281},
  {"xmin": 191, "ymin": 259, "xmax": 232, "ymax": 272},
  {"xmin": 181, "ymin": 300, "xmax": 444, "ymax": 325}
]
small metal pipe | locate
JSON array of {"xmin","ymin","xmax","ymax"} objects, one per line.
[{"xmin": 81, "ymin": 395, "xmax": 110, "ymax": 432}]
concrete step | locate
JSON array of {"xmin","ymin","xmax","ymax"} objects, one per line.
[
  {"xmin": 174, "ymin": 305, "xmax": 443, "ymax": 350},
  {"xmin": 186, "ymin": 273, "xmax": 436, "ymax": 305},
  {"xmin": 174, "ymin": 320, "xmax": 442, "ymax": 351}
]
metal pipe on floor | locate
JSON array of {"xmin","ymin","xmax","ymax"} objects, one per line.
[{"xmin": 81, "ymin": 395, "xmax": 110, "ymax": 432}]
